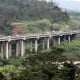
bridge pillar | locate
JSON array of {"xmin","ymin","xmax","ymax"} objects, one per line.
[
  {"xmin": 52, "ymin": 37, "xmax": 56, "ymax": 46},
  {"xmin": 30, "ymin": 40, "xmax": 33, "ymax": 52},
  {"xmin": 34, "ymin": 39, "xmax": 38, "ymax": 52},
  {"xmin": 42, "ymin": 39, "xmax": 45, "ymax": 49},
  {"xmin": 16, "ymin": 40, "xmax": 20, "ymax": 57},
  {"xmin": 1, "ymin": 43, "xmax": 4, "ymax": 58},
  {"xmin": 68, "ymin": 35, "xmax": 71, "ymax": 42},
  {"xmin": 21, "ymin": 40, "xmax": 25, "ymax": 56},
  {"xmin": 58, "ymin": 36, "xmax": 61, "ymax": 45},
  {"xmin": 62, "ymin": 36, "xmax": 66, "ymax": 41},
  {"xmin": 5, "ymin": 41, "xmax": 9, "ymax": 59},
  {"xmin": 1, "ymin": 44, "xmax": 3, "ymax": 54},
  {"xmin": 8, "ymin": 43, "xmax": 12, "ymax": 57},
  {"xmin": 47, "ymin": 38, "xmax": 50, "ymax": 49}
]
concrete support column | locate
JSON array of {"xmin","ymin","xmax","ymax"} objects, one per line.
[
  {"xmin": 30, "ymin": 40, "xmax": 33, "ymax": 52},
  {"xmin": 52, "ymin": 37, "xmax": 56, "ymax": 46},
  {"xmin": 5, "ymin": 41, "xmax": 9, "ymax": 59},
  {"xmin": 1, "ymin": 43, "xmax": 4, "ymax": 58},
  {"xmin": 8, "ymin": 43, "xmax": 12, "ymax": 57},
  {"xmin": 62, "ymin": 36, "xmax": 66, "ymax": 41},
  {"xmin": 47, "ymin": 38, "xmax": 50, "ymax": 49},
  {"xmin": 58, "ymin": 36, "xmax": 61, "ymax": 45},
  {"xmin": 42, "ymin": 39, "xmax": 45, "ymax": 49},
  {"xmin": 34, "ymin": 39, "xmax": 38, "ymax": 52},
  {"xmin": 1, "ymin": 44, "xmax": 3, "ymax": 54},
  {"xmin": 68, "ymin": 35, "xmax": 71, "ymax": 42},
  {"xmin": 21, "ymin": 40, "xmax": 25, "ymax": 56},
  {"xmin": 16, "ymin": 40, "xmax": 20, "ymax": 57}
]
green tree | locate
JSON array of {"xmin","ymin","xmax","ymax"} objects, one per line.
[
  {"xmin": 0, "ymin": 20, "xmax": 13, "ymax": 35},
  {"xmin": 61, "ymin": 62, "xmax": 76, "ymax": 80},
  {"xmin": 0, "ymin": 0, "xmax": 69, "ymax": 22},
  {"xmin": 0, "ymin": 72, "xmax": 6, "ymax": 80}
]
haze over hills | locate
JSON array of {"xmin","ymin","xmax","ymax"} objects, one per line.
[
  {"xmin": 67, "ymin": 10, "xmax": 80, "ymax": 17},
  {"xmin": 49, "ymin": 0, "xmax": 80, "ymax": 12}
]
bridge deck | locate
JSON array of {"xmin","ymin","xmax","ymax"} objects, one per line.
[{"xmin": 0, "ymin": 30, "xmax": 79, "ymax": 41}]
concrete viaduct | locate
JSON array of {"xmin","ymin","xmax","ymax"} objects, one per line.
[{"xmin": 0, "ymin": 30, "xmax": 79, "ymax": 59}]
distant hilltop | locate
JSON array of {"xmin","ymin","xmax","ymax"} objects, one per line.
[{"xmin": 0, "ymin": 0, "xmax": 69, "ymax": 22}]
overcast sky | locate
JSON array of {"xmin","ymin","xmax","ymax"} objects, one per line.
[{"xmin": 47, "ymin": 0, "xmax": 80, "ymax": 12}]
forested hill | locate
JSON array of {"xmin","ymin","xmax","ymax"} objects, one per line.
[
  {"xmin": 68, "ymin": 10, "xmax": 80, "ymax": 17},
  {"xmin": 0, "ymin": 0, "xmax": 69, "ymax": 22}
]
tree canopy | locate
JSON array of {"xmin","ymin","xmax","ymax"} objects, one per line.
[
  {"xmin": 0, "ymin": 20, "xmax": 13, "ymax": 35},
  {"xmin": 0, "ymin": 0, "xmax": 69, "ymax": 22}
]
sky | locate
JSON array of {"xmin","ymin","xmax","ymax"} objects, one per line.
[{"xmin": 47, "ymin": 0, "xmax": 80, "ymax": 12}]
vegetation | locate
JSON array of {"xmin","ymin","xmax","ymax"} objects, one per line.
[
  {"xmin": 0, "ymin": 39, "xmax": 79, "ymax": 79},
  {"xmin": 68, "ymin": 10, "xmax": 80, "ymax": 17},
  {"xmin": 13, "ymin": 18, "xmax": 80, "ymax": 34},
  {"xmin": 0, "ymin": 0, "xmax": 80, "ymax": 35},
  {"xmin": 0, "ymin": 0, "xmax": 69, "ymax": 22},
  {"xmin": 0, "ymin": 20, "xmax": 13, "ymax": 35},
  {"xmin": 0, "ymin": 0, "xmax": 80, "ymax": 80},
  {"xmin": 58, "ymin": 40, "xmax": 80, "ymax": 60},
  {"xmin": 0, "ymin": 62, "xmax": 77, "ymax": 80},
  {"xmin": 0, "ymin": 0, "xmax": 70, "ymax": 35}
]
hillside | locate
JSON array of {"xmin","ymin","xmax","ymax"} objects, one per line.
[
  {"xmin": 0, "ymin": 0, "xmax": 69, "ymax": 22},
  {"xmin": 0, "ymin": 0, "xmax": 80, "ymax": 35},
  {"xmin": 0, "ymin": 1, "xmax": 80, "ymax": 80},
  {"xmin": 0, "ymin": 0, "xmax": 71, "ymax": 35},
  {"xmin": 68, "ymin": 10, "xmax": 80, "ymax": 17}
]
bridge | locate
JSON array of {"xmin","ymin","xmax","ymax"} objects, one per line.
[{"xmin": 0, "ymin": 30, "xmax": 80, "ymax": 59}]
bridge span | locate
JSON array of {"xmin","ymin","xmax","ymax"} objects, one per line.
[{"xmin": 0, "ymin": 30, "xmax": 79, "ymax": 59}]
